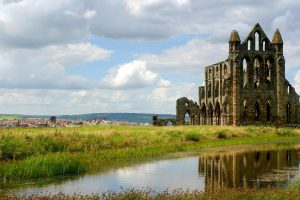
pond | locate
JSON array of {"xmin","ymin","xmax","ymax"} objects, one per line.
[{"xmin": 6, "ymin": 143, "xmax": 300, "ymax": 195}]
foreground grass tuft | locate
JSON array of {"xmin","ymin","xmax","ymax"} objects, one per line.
[{"xmin": 3, "ymin": 188, "xmax": 300, "ymax": 200}]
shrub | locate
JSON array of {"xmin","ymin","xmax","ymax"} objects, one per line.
[
  {"xmin": 275, "ymin": 128, "xmax": 296, "ymax": 137},
  {"xmin": 216, "ymin": 131, "xmax": 228, "ymax": 139},
  {"xmin": 185, "ymin": 132, "xmax": 201, "ymax": 142}
]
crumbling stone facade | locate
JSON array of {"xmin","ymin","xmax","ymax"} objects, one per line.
[
  {"xmin": 152, "ymin": 116, "xmax": 176, "ymax": 126},
  {"xmin": 176, "ymin": 23, "xmax": 300, "ymax": 126}
]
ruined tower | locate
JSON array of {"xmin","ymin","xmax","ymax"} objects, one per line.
[{"xmin": 176, "ymin": 23, "xmax": 300, "ymax": 126}]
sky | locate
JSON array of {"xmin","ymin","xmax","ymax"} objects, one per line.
[{"xmin": 0, "ymin": 0, "xmax": 300, "ymax": 115}]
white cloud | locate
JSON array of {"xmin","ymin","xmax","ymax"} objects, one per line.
[
  {"xmin": 0, "ymin": 43, "xmax": 112, "ymax": 89},
  {"xmin": 124, "ymin": 0, "xmax": 190, "ymax": 16},
  {"xmin": 101, "ymin": 60, "xmax": 160, "ymax": 89},
  {"xmin": 143, "ymin": 83, "xmax": 198, "ymax": 113},
  {"xmin": 0, "ymin": 0, "xmax": 300, "ymax": 115},
  {"xmin": 0, "ymin": 81, "xmax": 198, "ymax": 115},
  {"xmin": 84, "ymin": 9, "xmax": 97, "ymax": 19},
  {"xmin": 158, "ymin": 79, "xmax": 171, "ymax": 88},
  {"xmin": 43, "ymin": 43, "xmax": 111, "ymax": 66},
  {"xmin": 139, "ymin": 39, "xmax": 227, "ymax": 75},
  {"xmin": 0, "ymin": 0, "xmax": 92, "ymax": 48},
  {"xmin": 1, "ymin": 0, "xmax": 300, "ymax": 44}
]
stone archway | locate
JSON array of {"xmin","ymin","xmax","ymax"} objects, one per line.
[
  {"xmin": 176, "ymin": 97, "xmax": 200, "ymax": 125},
  {"xmin": 176, "ymin": 97, "xmax": 190, "ymax": 125},
  {"xmin": 214, "ymin": 102, "xmax": 221, "ymax": 125},
  {"xmin": 287, "ymin": 103, "xmax": 291, "ymax": 123},
  {"xmin": 266, "ymin": 102, "xmax": 271, "ymax": 122},
  {"xmin": 222, "ymin": 102, "xmax": 228, "ymax": 125},
  {"xmin": 208, "ymin": 103, "xmax": 213, "ymax": 125},
  {"xmin": 200, "ymin": 103, "xmax": 207, "ymax": 125},
  {"xmin": 254, "ymin": 101, "xmax": 260, "ymax": 121}
]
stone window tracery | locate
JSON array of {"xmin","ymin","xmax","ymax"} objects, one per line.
[
  {"xmin": 265, "ymin": 59, "xmax": 271, "ymax": 88},
  {"xmin": 254, "ymin": 58, "xmax": 260, "ymax": 88},
  {"xmin": 242, "ymin": 58, "xmax": 248, "ymax": 88}
]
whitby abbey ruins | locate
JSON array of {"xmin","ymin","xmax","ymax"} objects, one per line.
[{"xmin": 176, "ymin": 23, "xmax": 300, "ymax": 126}]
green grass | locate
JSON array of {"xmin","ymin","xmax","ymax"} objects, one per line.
[
  {"xmin": 3, "ymin": 188, "xmax": 300, "ymax": 200},
  {"xmin": 0, "ymin": 125, "xmax": 300, "ymax": 183},
  {"xmin": 0, "ymin": 115, "xmax": 20, "ymax": 120}
]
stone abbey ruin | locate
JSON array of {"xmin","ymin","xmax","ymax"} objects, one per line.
[{"xmin": 176, "ymin": 23, "xmax": 300, "ymax": 126}]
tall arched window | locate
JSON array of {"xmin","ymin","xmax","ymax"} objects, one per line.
[
  {"xmin": 208, "ymin": 103, "xmax": 213, "ymax": 125},
  {"xmin": 222, "ymin": 102, "xmax": 228, "ymax": 125},
  {"xmin": 224, "ymin": 64, "xmax": 227, "ymax": 75},
  {"xmin": 266, "ymin": 60, "xmax": 271, "ymax": 81},
  {"xmin": 266, "ymin": 102, "xmax": 271, "ymax": 122},
  {"xmin": 185, "ymin": 112, "xmax": 190, "ymax": 125},
  {"xmin": 242, "ymin": 58, "xmax": 248, "ymax": 88},
  {"xmin": 287, "ymin": 103, "xmax": 291, "ymax": 123},
  {"xmin": 215, "ymin": 102, "xmax": 221, "ymax": 125},
  {"xmin": 263, "ymin": 41, "xmax": 266, "ymax": 51},
  {"xmin": 201, "ymin": 103, "xmax": 206, "ymax": 125},
  {"xmin": 254, "ymin": 58, "xmax": 260, "ymax": 88},
  {"xmin": 248, "ymin": 40, "xmax": 251, "ymax": 50},
  {"xmin": 243, "ymin": 100, "xmax": 248, "ymax": 120},
  {"xmin": 215, "ymin": 81, "xmax": 219, "ymax": 97},
  {"xmin": 254, "ymin": 101, "xmax": 260, "ymax": 121},
  {"xmin": 207, "ymin": 82, "xmax": 211, "ymax": 98},
  {"xmin": 255, "ymin": 32, "xmax": 260, "ymax": 51}
]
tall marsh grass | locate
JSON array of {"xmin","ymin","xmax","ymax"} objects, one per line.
[{"xmin": 0, "ymin": 125, "xmax": 299, "ymax": 182}]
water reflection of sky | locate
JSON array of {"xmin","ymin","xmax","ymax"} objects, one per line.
[
  {"xmin": 12, "ymin": 145, "xmax": 300, "ymax": 196},
  {"xmin": 17, "ymin": 157, "xmax": 205, "ymax": 196}
]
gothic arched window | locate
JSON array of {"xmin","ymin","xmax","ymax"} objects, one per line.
[
  {"xmin": 248, "ymin": 40, "xmax": 251, "ymax": 50},
  {"xmin": 242, "ymin": 58, "xmax": 248, "ymax": 88},
  {"xmin": 207, "ymin": 82, "xmax": 212, "ymax": 98},
  {"xmin": 224, "ymin": 64, "xmax": 227, "ymax": 75},
  {"xmin": 215, "ymin": 81, "xmax": 219, "ymax": 97},
  {"xmin": 254, "ymin": 101, "xmax": 260, "ymax": 121},
  {"xmin": 266, "ymin": 59, "xmax": 271, "ymax": 88},
  {"xmin": 254, "ymin": 58, "xmax": 260, "ymax": 88},
  {"xmin": 263, "ymin": 41, "xmax": 266, "ymax": 51},
  {"xmin": 266, "ymin": 102, "xmax": 271, "ymax": 122},
  {"xmin": 255, "ymin": 32, "xmax": 260, "ymax": 51}
]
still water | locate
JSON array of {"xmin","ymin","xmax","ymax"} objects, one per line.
[{"xmin": 11, "ymin": 144, "xmax": 300, "ymax": 195}]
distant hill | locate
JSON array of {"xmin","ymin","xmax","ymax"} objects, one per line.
[
  {"xmin": 0, "ymin": 113, "xmax": 175, "ymax": 124},
  {"xmin": 0, "ymin": 115, "xmax": 21, "ymax": 120}
]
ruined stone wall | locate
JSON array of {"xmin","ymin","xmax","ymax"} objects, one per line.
[{"xmin": 176, "ymin": 23, "xmax": 300, "ymax": 126}]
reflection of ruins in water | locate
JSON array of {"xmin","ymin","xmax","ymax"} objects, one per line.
[{"xmin": 198, "ymin": 148, "xmax": 300, "ymax": 190}]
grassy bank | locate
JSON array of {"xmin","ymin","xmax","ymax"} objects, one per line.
[
  {"xmin": 0, "ymin": 125, "xmax": 300, "ymax": 182},
  {"xmin": 3, "ymin": 188, "xmax": 300, "ymax": 200}
]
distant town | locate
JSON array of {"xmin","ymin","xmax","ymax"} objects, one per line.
[{"xmin": 0, "ymin": 117, "xmax": 150, "ymax": 128}]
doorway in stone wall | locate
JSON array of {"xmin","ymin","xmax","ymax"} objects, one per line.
[
  {"xmin": 266, "ymin": 103, "xmax": 271, "ymax": 122},
  {"xmin": 255, "ymin": 101, "xmax": 260, "ymax": 121},
  {"xmin": 215, "ymin": 102, "xmax": 221, "ymax": 125},
  {"xmin": 287, "ymin": 103, "xmax": 291, "ymax": 123},
  {"xmin": 184, "ymin": 112, "xmax": 191, "ymax": 125}
]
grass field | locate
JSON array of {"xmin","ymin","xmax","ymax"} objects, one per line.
[
  {"xmin": 3, "ymin": 187, "xmax": 300, "ymax": 199},
  {"xmin": 0, "ymin": 125, "xmax": 300, "ymax": 184},
  {"xmin": 0, "ymin": 115, "xmax": 20, "ymax": 120}
]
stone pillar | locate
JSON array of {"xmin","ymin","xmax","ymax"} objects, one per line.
[
  {"xmin": 232, "ymin": 59, "xmax": 241, "ymax": 126},
  {"xmin": 276, "ymin": 57, "xmax": 285, "ymax": 124}
]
